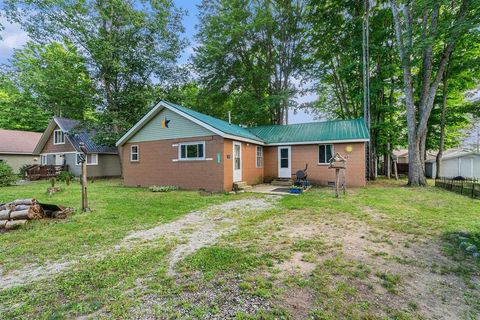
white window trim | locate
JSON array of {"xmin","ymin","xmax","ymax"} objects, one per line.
[
  {"xmin": 178, "ymin": 141, "xmax": 206, "ymax": 161},
  {"xmin": 41, "ymin": 155, "xmax": 47, "ymax": 165},
  {"xmin": 318, "ymin": 144, "xmax": 334, "ymax": 165},
  {"xmin": 130, "ymin": 145, "xmax": 139, "ymax": 162},
  {"xmin": 76, "ymin": 153, "xmax": 98, "ymax": 166},
  {"xmin": 256, "ymin": 146, "xmax": 263, "ymax": 168},
  {"xmin": 53, "ymin": 129, "xmax": 65, "ymax": 145}
]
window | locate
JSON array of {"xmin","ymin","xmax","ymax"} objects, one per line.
[
  {"xmin": 76, "ymin": 153, "xmax": 98, "ymax": 165},
  {"xmin": 53, "ymin": 130, "xmax": 65, "ymax": 145},
  {"xmin": 256, "ymin": 146, "xmax": 263, "ymax": 168},
  {"xmin": 179, "ymin": 142, "xmax": 205, "ymax": 160},
  {"xmin": 131, "ymin": 145, "xmax": 139, "ymax": 162},
  {"xmin": 318, "ymin": 144, "xmax": 333, "ymax": 164},
  {"xmin": 41, "ymin": 155, "xmax": 47, "ymax": 165},
  {"xmin": 280, "ymin": 147, "xmax": 289, "ymax": 168}
]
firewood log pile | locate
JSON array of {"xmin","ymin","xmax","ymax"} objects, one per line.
[{"xmin": 0, "ymin": 199, "xmax": 72, "ymax": 231}]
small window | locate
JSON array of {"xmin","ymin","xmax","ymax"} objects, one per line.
[
  {"xmin": 319, "ymin": 144, "xmax": 333, "ymax": 164},
  {"xmin": 131, "ymin": 145, "xmax": 139, "ymax": 162},
  {"xmin": 76, "ymin": 153, "xmax": 98, "ymax": 165},
  {"xmin": 53, "ymin": 130, "xmax": 65, "ymax": 145},
  {"xmin": 256, "ymin": 146, "xmax": 263, "ymax": 168},
  {"xmin": 179, "ymin": 142, "xmax": 205, "ymax": 160},
  {"xmin": 41, "ymin": 155, "xmax": 47, "ymax": 165}
]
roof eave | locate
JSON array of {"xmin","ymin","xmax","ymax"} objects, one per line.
[{"xmin": 265, "ymin": 138, "xmax": 370, "ymax": 146}]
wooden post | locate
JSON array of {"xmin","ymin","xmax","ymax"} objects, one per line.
[
  {"xmin": 342, "ymin": 168, "xmax": 346, "ymax": 195},
  {"xmin": 79, "ymin": 142, "xmax": 90, "ymax": 212},
  {"xmin": 335, "ymin": 168, "xmax": 340, "ymax": 198},
  {"xmin": 472, "ymin": 182, "xmax": 476, "ymax": 199}
]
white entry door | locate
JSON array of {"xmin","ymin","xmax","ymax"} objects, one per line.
[
  {"xmin": 233, "ymin": 142, "xmax": 242, "ymax": 182},
  {"xmin": 278, "ymin": 146, "xmax": 291, "ymax": 178},
  {"xmin": 54, "ymin": 154, "xmax": 63, "ymax": 166}
]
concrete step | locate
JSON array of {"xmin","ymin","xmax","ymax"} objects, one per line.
[
  {"xmin": 271, "ymin": 178, "xmax": 293, "ymax": 186},
  {"xmin": 233, "ymin": 181, "xmax": 251, "ymax": 190}
]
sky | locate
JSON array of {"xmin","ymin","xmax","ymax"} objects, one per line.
[{"xmin": 0, "ymin": 1, "xmax": 317, "ymax": 124}]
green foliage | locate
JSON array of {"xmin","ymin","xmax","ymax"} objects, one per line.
[
  {"xmin": 0, "ymin": 162, "xmax": 17, "ymax": 187},
  {"xmin": 19, "ymin": 164, "xmax": 32, "ymax": 179},
  {"xmin": 49, "ymin": 178, "xmax": 56, "ymax": 188},
  {"xmin": 57, "ymin": 171, "xmax": 75, "ymax": 185},
  {"xmin": 0, "ymin": 73, "xmax": 50, "ymax": 132},
  {"xmin": 2, "ymin": 0, "xmax": 187, "ymax": 145},
  {"xmin": 149, "ymin": 185, "xmax": 178, "ymax": 192},
  {"xmin": 11, "ymin": 41, "xmax": 96, "ymax": 120},
  {"xmin": 193, "ymin": 0, "xmax": 307, "ymax": 125}
]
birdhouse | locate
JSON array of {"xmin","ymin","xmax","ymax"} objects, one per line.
[{"xmin": 329, "ymin": 152, "xmax": 347, "ymax": 169}]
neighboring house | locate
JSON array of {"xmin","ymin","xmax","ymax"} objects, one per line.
[
  {"xmin": 0, "ymin": 129, "xmax": 42, "ymax": 173},
  {"xmin": 33, "ymin": 117, "xmax": 121, "ymax": 177},
  {"xmin": 116, "ymin": 101, "xmax": 370, "ymax": 192},
  {"xmin": 393, "ymin": 149, "xmax": 437, "ymax": 164},
  {"xmin": 426, "ymin": 150, "xmax": 480, "ymax": 179}
]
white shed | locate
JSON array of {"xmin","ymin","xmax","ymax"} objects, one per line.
[{"xmin": 429, "ymin": 151, "xmax": 480, "ymax": 179}]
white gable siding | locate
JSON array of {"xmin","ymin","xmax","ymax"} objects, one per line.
[{"xmin": 128, "ymin": 109, "xmax": 214, "ymax": 143}]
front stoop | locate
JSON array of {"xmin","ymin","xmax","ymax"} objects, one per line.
[
  {"xmin": 271, "ymin": 178, "xmax": 293, "ymax": 186},
  {"xmin": 233, "ymin": 181, "xmax": 252, "ymax": 191}
]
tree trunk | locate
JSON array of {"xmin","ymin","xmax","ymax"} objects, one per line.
[
  {"xmin": 0, "ymin": 210, "xmax": 9, "ymax": 220},
  {"xmin": 5, "ymin": 220, "xmax": 28, "ymax": 230},
  {"xmin": 436, "ymin": 68, "xmax": 448, "ymax": 178},
  {"xmin": 386, "ymin": 143, "xmax": 391, "ymax": 179},
  {"xmin": 408, "ymin": 135, "xmax": 427, "ymax": 186},
  {"xmin": 390, "ymin": 0, "xmax": 465, "ymax": 186}
]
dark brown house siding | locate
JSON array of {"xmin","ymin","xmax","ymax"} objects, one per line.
[
  {"xmin": 41, "ymin": 125, "xmax": 76, "ymax": 154},
  {"xmin": 122, "ymin": 135, "xmax": 225, "ymax": 191}
]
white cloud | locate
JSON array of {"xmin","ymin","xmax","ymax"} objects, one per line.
[{"xmin": 0, "ymin": 15, "xmax": 30, "ymax": 63}]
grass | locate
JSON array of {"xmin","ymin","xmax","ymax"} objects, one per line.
[
  {"xmin": 0, "ymin": 179, "xmax": 239, "ymax": 272},
  {"xmin": 1, "ymin": 178, "xmax": 479, "ymax": 319}
]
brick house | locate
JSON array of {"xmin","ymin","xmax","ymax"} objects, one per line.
[
  {"xmin": 33, "ymin": 117, "xmax": 121, "ymax": 177},
  {"xmin": 116, "ymin": 101, "xmax": 369, "ymax": 191}
]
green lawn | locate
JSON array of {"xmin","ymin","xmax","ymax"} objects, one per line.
[
  {"xmin": 0, "ymin": 179, "xmax": 479, "ymax": 319},
  {"xmin": 0, "ymin": 179, "xmax": 237, "ymax": 272}
]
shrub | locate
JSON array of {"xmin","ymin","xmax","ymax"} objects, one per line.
[
  {"xmin": 57, "ymin": 171, "xmax": 75, "ymax": 185},
  {"xmin": 0, "ymin": 162, "xmax": 17, "ymax": 186},
  {"xmin": 19, "ymin": 164, "xmax": 32, "ymax": 179},
  {"xmin": 149, "ymin": 185, "xmax": 178, "ymax": 192},
  {"xmin": 50, "ymin": 178, "xmax": 56, "ymax": 188}
]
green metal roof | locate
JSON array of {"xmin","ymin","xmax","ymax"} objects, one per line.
[
  {"xmin": 246, "ymin": 119, "xmax": 369, "ymax": 144},
  {"xmin": 163, "ymin": 101, "xmax": 264, "ymax": 142}
]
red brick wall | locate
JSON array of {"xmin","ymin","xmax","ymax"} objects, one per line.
[
  {"xmin": 263, "ymin": 142, "xmax": 366, "ymax": 187},
  {"xmin": 41, "ymin": 125, "xmax": 76, "ymax": 154},
  {"xmin": 242, "ymin": 143, "xmax": 264, "ymax": 185},
  {"xmin": 122, "ymin": 135, "xmax": 225, "ymax": 191},
  {"xmin": 263, "ymin": 146, "xmax": 278, "ymax": 182},
  {"xmin": 223, "ymin": 140, "xmax": 233, "ymax": 191},
  {"xmin": 223, "ymin": 139, "xmax": 263, "ymax": 191}
]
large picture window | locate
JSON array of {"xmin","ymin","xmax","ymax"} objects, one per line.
[
  {"xmin": 256, "ymin": 146, "xmax": 263, "ymax": 168},
  {"xmin": 53, "ymin": 130, "xmax": 65, "ymax": 145},
  {"xmin": 318, "ymin": 144, "xmax": 333, "ymax": 164},
  {"xmin": 179, "ymin": 142, "xmax": 205, "ymax": 160},
  {"xmin": 76, "ymin": 153, "xmax": 98, "ymax": 165}
]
